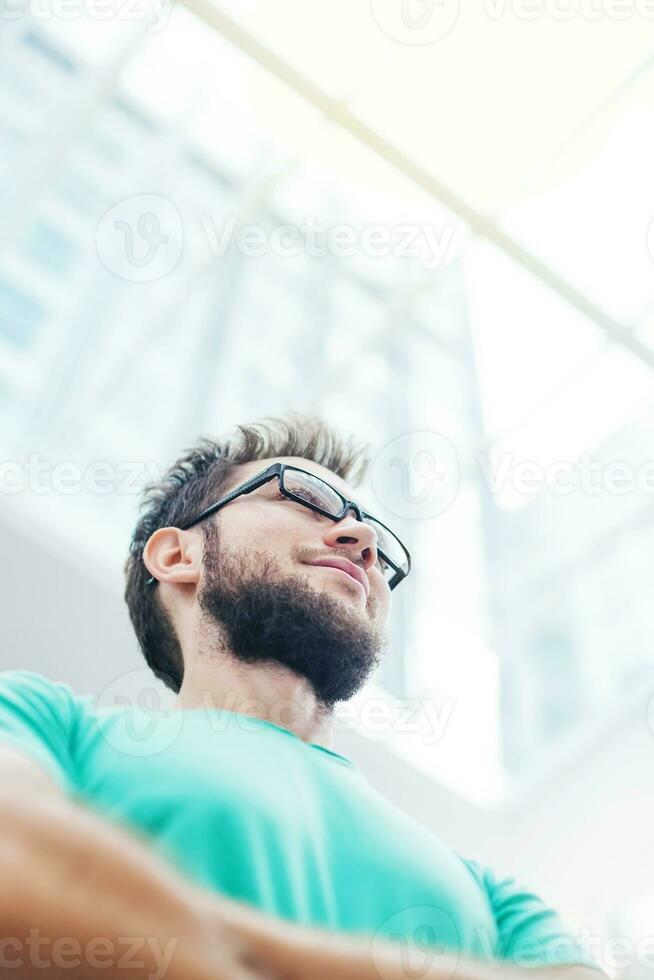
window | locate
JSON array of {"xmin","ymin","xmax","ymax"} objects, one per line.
[{"xmin": 0, "ymin": 275, "xmax": 44, "ymax": 347}]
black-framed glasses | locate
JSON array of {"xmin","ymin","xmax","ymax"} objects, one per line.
[{"xmin": 147, "ymin": 462, "xmax": 411, "ymax": 590}]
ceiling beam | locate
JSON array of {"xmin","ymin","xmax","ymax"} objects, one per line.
[{"xmin": 179, "ymin": 0, "xmax": 654, "ymax": 371}]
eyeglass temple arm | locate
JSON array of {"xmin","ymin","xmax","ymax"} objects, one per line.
[
  {"xmin": 181, "ymin": 467, "xmax": 279, "ymax": 530},
  {"xmin": 145, "ymin": 467, "xmax": 280, "ymax": 584}
]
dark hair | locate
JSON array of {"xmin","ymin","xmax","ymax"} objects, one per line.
[{"xmin": 124, "ymin": 412, "xmax": 370, "ymax": 693}]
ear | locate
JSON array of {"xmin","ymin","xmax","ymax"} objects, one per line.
[{"xmin": 143, "ymin": 527, "xmax": 203, "ymax": 587}]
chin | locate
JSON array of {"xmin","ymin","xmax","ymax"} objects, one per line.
[{"xmin": 309, "ymin": 566, "xmax": 368, "ymax": 602}]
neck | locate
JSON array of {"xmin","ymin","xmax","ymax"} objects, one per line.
[{"xmin": 171, "ymin": 658, "xmax": 335, "ymax": 749}]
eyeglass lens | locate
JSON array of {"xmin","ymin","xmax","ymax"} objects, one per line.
[{"xmin": 281, "ymin": 469, "xmax": 408, "ymax": 577}]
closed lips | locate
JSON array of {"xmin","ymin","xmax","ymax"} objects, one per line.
[{"xmin": 309, "ymin": 560, "xmax": 369, "ymax": 595}]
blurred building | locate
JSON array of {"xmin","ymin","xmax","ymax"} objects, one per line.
[{"xmin": 489, "ymin": 420, "xmax": 654, "ymax": 773}]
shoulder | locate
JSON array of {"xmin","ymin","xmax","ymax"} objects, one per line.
[
  {"xmin": 0, "ymin": 669, "xmax": 84, "ymax": 722},
  {"xmin": 0, "ymin": 670, "xmax": 93, "ymax": 792}
]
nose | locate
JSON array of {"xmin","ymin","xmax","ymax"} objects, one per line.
[{"xmin": 321, "ymin": 510, "xmax": 379, "ymax": 573}]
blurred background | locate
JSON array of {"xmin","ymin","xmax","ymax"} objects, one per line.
[{"xmin": 2, "ymin": 1, "xmax": 654, "ymax": 970}]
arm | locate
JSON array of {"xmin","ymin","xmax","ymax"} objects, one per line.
[
  {"xmin": 210, "ymin": 890, "xmax": 607, "ymax": 980},
  {"xmin": 0, "ymin": 746, "xmax": 277, "ymax": 980},
  {"xmin": 2, "ymin": 750, "xmax": 601, "ymax": 980}
]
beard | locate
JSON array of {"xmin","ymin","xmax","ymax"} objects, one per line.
[{"xmin": 197, "ymin": 526, "xmax": 387, "ymax": 709}]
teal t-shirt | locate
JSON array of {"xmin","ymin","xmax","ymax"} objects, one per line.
[{"xmin": 0, "ymin": 670, "xmax": 593, "ymax": 968}]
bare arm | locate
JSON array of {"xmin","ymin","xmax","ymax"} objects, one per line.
[
  {"xmin": 212, "ymin": 885, "xmax": 605, "ymax": 980},
  {"xmin": 0, "ymin": 746, "xmax": 276, "ymax": 980}
]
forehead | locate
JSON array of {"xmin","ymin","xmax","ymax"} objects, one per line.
[{"xmin": 228, "ymin": 456, "xmax": 360, "ymax": 502}]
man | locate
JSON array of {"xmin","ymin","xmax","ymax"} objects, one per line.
[{"xmin": 0, "ymin": 413, "xmax": 599, "ymax": 980}]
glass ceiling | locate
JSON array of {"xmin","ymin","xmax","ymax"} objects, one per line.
[{"xmin": 2, "ymin": 6, "xmax": 654, "ymax": 806}]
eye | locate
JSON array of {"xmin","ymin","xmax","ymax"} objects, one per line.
[
  {"xmin": 293, "ymin": 488, "xmax": 326, "ymax": 507},
  {"xmin": 274, "ymin": 489, "xmax": 324, "ymax": 509}
]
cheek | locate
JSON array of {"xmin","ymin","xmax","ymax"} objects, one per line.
[
  {"xmin": 227, "ymin": 510, "xmax": 300, "ymax": 556},
  {"xmin": 373, "ymin": 581, "xmax": 392, "ymax": 622}
]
